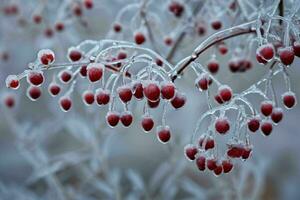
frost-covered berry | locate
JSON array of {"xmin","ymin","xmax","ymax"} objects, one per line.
[
  {"xmin": 241, "ymin": 146, "xmax": 252, "ymax": 160},
  {"xmin": 27, "ymin": 71, "xmax": 44, "ymax": 86},
  {"xmin": 38, "ymin": 49, "xmax": 55, "ymax": 65},
  {"xmin": 207, "ymin": 59, "xmax": 219, "ymax": 74},
  {"xmin": 218, "ymin": 44, "xmax": 228, "ymax": 55},
  {"xmin": 227, "ymin": 144, "xmax": 244, "ymax": 158},
  {"xmin": 218, "ymin": 85, "xmax": 232, "ymax": 102},
  {"xmin": 278, "ymin": 47, "xmax": 295, "ymax": 65},
  {"xmin": 271, "ymin": 107, "xmax": 283, "ymax": 124},
  {"xmin": 293, "ymin": 41, "xmax": 300, "ymax": 57},
  {"xmin": 215, "ymin": 117, "xmax": 230, "ymax": 134},
  {"xmin": 196, "ymin": 155, "xmax": 206, "ymax": 171},
  {"xmin": 68, "ymin": 49, "xmax": 82, "ymax": 62},
  {"xmin": 161, "ymin": 82, "xmax": 176, "ymax": 100},
  {"xmin": 27, "ymin": 86, "xmax": 42, "ymax": 101},
  {"xmin": 214, "ymin": 95, "xmax": 224, "ymax": 104},
  {"xmin": 197, "ymin": 24, "xmax": 206, "ymax": 36},
  {"xmin": 260, "ymin": 120, "xmax": 273, "ymax": 136},
  {"xmin": 157, "ymin": 126, "xmax": 171, "ymax": 143},
  {"xmin": 213, "ymin": 163, "xmax": 223, "ymax": 176},
  {"xmin": 134, "ymin": 32, "xmax": 146, "ymax": 45},
  {"xmin": 196, "ymin": 74, "xmax": 212, "ymax": 91},
  {"xmin": 141, "ymin": 115, "xmax": 154, "ymax": 132},
  {"xmin": 222, "ymin": 160, "xmax": 233, "ymax": 173},
  {"xmin": 82, "ymin": 90, "xmax": 95, "ymax": 105},
  {"xmin": 199, "ymin": 135, "xmax": 215, "ymax": 150},
  {"xmin": 171, "ymin": 92, "xmax": 186, "ymax": 109},
  {"xmin": 6, "ymin": 75, "xmax": 20, "ymax": 89},
  {"xmin": 118, "ymin": 85, "xmax": 133, "ymax": 103},
  {"xmin": 148, "ymin": 99, "xmax": 160, "ymax": 109},
  {"xmin": 260, "ymin": 101, "xmax": 274, "ymax": 116},
  {"xmin": 282, "ymin": 92, "xmax": 296, "ymax": 108},
  {"xmin": 184, "ymin": 145, "xmax": 198, "ymax": 161},
  {"xmin": 143, "ymin": 81, "xmax": 160, "ymax": 102},
  {"xmin": 120, "ymin": 111, "xmax": 133, "ymax": 127},
  {"xmin": 80, "ymin": 65, "xmax": 87, "ymax": 77},
  {"xmin": 256, "ymin": 43, "xmax": 274, "ymax": 62},
  {"xmin": 247, "ymin": 117, "xmax": 260, "ymax": 132},
  {"xmin": 95, "ymin": 89, "xmax": 110, "ymax": 105},
  {"xmin": 211, "ymin": 20, "xmax": 222, "ymax": 30},
  {"xmin": 48, "ymin": 83, "xmax": 61, "ymax": 96},
  {"xmin": 207, "ymin": 158, "xmax": 217, "ymax": 170},
  {"xmin": 87, "ymin": 63, "xmax": 103, "ymax": 82},
  {"xmin": 59, "ymin": 96, "xmax": 72, "ymax": 112},
  {"xmin": 132, "ymin": 81, "xmax": 144, "ymax": 100},
  {"xmin": 106, "ymin": 111, "xmax": 120, "ymax": 127},
  {"xmin": 59, "ymin": 69, "xmax": 73, "ymax": 84}
]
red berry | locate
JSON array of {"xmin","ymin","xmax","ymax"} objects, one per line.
[
  {"xmin": 95, "ymin": 89, "xmax": 110, "ymax": 105},
  {"xmin": 211, "ymin": 20, "xmax": 222, "ymax": 30},
  {"xmin": 84, "ymin": 0, "xmax": 93, "ymax": 9},
  {"xmin": 271, "ymin": 107, "xmax": 283, "ymax": 124},
  {"xmin": 141, "ymin": 115, "xmax": 154, "ymax": 132},
  {"xmin": 184, "ymin": 145, "xmax": 198, "ymax": 161},
  {"xmin": 120, "ymin": 111, "xmax": 133, "ymax": 127},
  {"xmin": 161, "ymin": 82, "xmax": 176, "ymax": 100},
  {"xmin": 228, "ymin": 59, "xmax": 239, "ymax": 73},
  {"xmin": 256, "ymin": 43, "xmax": 274, "ymax": 61},
  {"xmin": 222, "ymin": 160, "xmax": 233, "ymax": 173},
  {"xmin": 3, "ymin": 94, "xmax": 15, "ymax": 108},
  {"xmin": 282, "ymin": 92, "xmax": 296, "ymax": 108},
  {"xmin": 292, "ymin": 41, "xmax": 300, "ymax": 57},
  {"xmin": 68, "ymin": 49, "xmax": 82, "ymax": 62},
  {"xmin": 48, "ymin": 83, "xmax": 61, "ymax": 96},
  {"xmin": 168, "ymin": 1, "xmax": 184, "ymax": 17},
  {"xmin": 143, "ymin": 81, "xmax": 160, "ymax": 102},
  {"xmin": 148, "ymin": 99, "xmax": 160, "ymax": 108},
  {"xmin": 87, "ymin": 63, "xmax": 103, "ymax": 82},
  {"xmin": 213, "ymin": 164, "xmax": 223, "ymax": 176},
  {"xmin": 227, "ymin": 144, "xmax": 244, "ymax": 158},
  {"xmin": 196, "ymin": 155, "xmax": 206, "ymax": 171},
  {"xmin": 80, "ymin": 65, "xmax": 87, "ymax": 77},
  {"xmin": 164, "ymin": 37, "xmax": 173, "ymax": 46},
  {"xmin": 215, "ymin": 117, "xmax": 230, "ymax": 134},
  {"xmin": 73, "ymin": 4, "xmax": 82, "ymax": 16},
  {"xmin": 248, "ymin": 117, "xmax": 260, "ymax": 132},
  {"xmin": 59, "ymin": 70, "xmax": 73, "ymax": 83},
  {"xmin": 59, "ymin": 96, "xmax": 72, "ymax": 112},
  {"xmin": 157, "ymin": 126, "xmax": 171, "ymax": 143},
  {"xmin": 278, "ymin": 47, "xmax": 295, "ymax": 65},
  {"xmin": 256, "ymin": 54, "xmax": 268, "ymax": 65},
  {"xmin": 133, "ymin": 81, "xmax": 144, "ymax": 100},
  {"xmin": 106, "ymin": 111, "xmax": 120, "ymax": 127},
  {"xmin": 33, "ymin": 14, "xmax": 42, "ymax": 24},
  {"xmin": 82, "ymin": 90, "xmax": 94, "ymax": 105},
  {"xmin": 207, "ymin": 158, "xmax": 217, "ymax": 170},
  {"xmin": 197, "ymin": 24, "xmax": 206, "ymax": 36},
  {"xmin": 260, "ymin": 120, "xmax": 273, "ymax": 136},
  {"xmin": 118, "ymin": 85, "xmax": 132, "ymax": 103},
  {"xmin": 113, "ymin": 23, "xmax": 122, "ymax": 33},
  {"xmin": 218, "ymin": 85, "xmax": 232, "ymax": 102},
  {"xmin": 199, "ymin": 135, "xmax": 215, "ymax": 150},
  {"xmin": 38, "ymin": 49, "xmax": 55, "ymax": 65},
  {"xmin": 134, "ymin": 32, "xmax": 146, "ymax": 45},
  {"xmin": 218, "ymin": 44, "xmax": 228, "ymax": 55},
  {"xmin": 27, "ymin": 86, "xmax": 42, "ymax": 101},
  {"xmin": 117, "ymin": 51, "xmax": 127, "ymax": 60},
  {"xmin": 214, "ymin": 95, "xmax": 224, "ymax": 104},
  {"xmin": 260, "ymin": 101, "xmax": 274, "ymax": 116},
  {"xmin": 241, "ymin": 146, "xmax": 252, "ymax": 160},
  {"xmin": 44, "ymin": 28, "xmax": 54, "ymax": 38},
  {"xmin": 196, "ymin": 74, "xmax": 212, "ymax": 91},
  {"xmin": 27, "ymin": 71, "xmax": 44, "ymax": 86},
  {"xmin": 156, "ymin": 59, "xmax": 163, "ymax": 67},
  {"xmin": 55, "ymin": 22, "xmax": 64, "ymax": 32},
  {"xmin": 171, "ymin": 92, "xmax": 186, "ymax": 109},
  {"xmin": 207, "ymin": 59, "xmax": 219, "ymax": 74},
  {"xmin": 6, "ymin": 75, "xmax": 20, "ymax": 89}
]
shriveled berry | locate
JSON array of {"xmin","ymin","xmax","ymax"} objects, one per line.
[
  {"xmin": 248, "ymin": 117, "xmax": 260, "ymax": 132},
  {"xmin": 261, "ymin": 120, "xmax": 273, "ymax": 136},
  {"xmin": 27, "ymin": 71, "xmax": 44, "ymax": 86},
  {"xmin": 215, "ymin": 117, "xmax": 230, "ymax": 134},
  {"xmin": 6, "ymin": 75, "xmax": 20, "ymax": 89},
  {"xmin": 48, "ymin": 83, "xmax": 61, "ymax": 96},
  {"xmin": 278, "ymin": 47, "xmax": 295, "ymax": 65},
  {"xmin": 260, "ymin": 101, "xmax": 274, "ymax": 116},
  {"xmin": 95, "ymin": 89, "xmax": 110, "ymax": 105},
  {"xmin": 120, "ymin": 111, "xmax": 133, "ymax": 127},
  {"xmin": 87, "ymin": 63, "xmax": 103, "ymax": 82},
  {"xmin": 143, "ymin": 81, "xmax": 160, "ymax": 102},
  {"xmin": 106, "ymin": 111, "xmax": 120, "ymax": 127},
  {"xmin": 161, "ymin": 82, "xmax": 176, "ymax": 100},
  {"xmin": 271, "ymin": 107, "xmax": 283, "ymax": 124},
  {"xmin": 282, "ymin": 92, "xmax": 296, "ymax": 108},
  {"xmin": 27, "ymin": 86, "xmax": 41, "ymax": 101},
  {"xmin": 141, "ymin": 115, "xmax": 154, "ymax": 132},
  {"xmin": 59, "ymin": 96, "xmax": 72, "ymax": 112},
  {"xmin": 157, "ymin": 126, "xmax": 171, "ymax": 143},
  {"xmin": 171, "ymin": 92, "xmax": 186, "ymax": 109},
  {"xmin": 184, "ymin": 145, "xmax": 198, "ymax": 161},
  {"xmin": 82, "ymin": 90, "xmax": 94, "ymax": 105}
]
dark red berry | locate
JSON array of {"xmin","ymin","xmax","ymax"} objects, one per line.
[
  {"xmin": 171, "ymin": 92, "xmax": 186, "ymax": 109},
  {"xmin": 213, "ymin": 164, "xmax": 223, "ymax": 176},
  {"xmin": 48, "ymin": 83, "xmax": 61, "ymax": 96},
  {"xmin": 218, "ymin": 85, "xmax": 232, "ymax": 102},
  {"xmin": 55, "ymin": 22, "xmax": 64, "ymax": 32},
  {"xmin": 59, "ymin": 96, "xmax": 72, "ymax": 112},
  {"xmin": 248, "ymin": 117, "xmax": 260, "ymax": 132},
  {"xmin": 227, "ymin": 144, "xmax": 244, "ymax": 158},
  {"xmin": 157, "ymin": 126, "xmax": 171, "ymax": 143},
  {"xmin": 84, "ymin": 0, "xmax": 93, "ymax": 9},
  {"xmin": 161, "ymin": 82, "xmax": 176, "ymax": 100},
  {"xmin": 27, "ymin": 71, "xmax": 44, "ymax": 86},
  {"xmin": 260, "ymin": 101, "xmax": 273, "ymax": 116},
  {"xmin": 59, "ymin": 70, "xmax": 73, "ymax": 83},
  {"xmin": 293, "ymin": 41, "xmax": 300, "ymax": 57},
  {"xmin": 143, "ymin": 81, "xmax": 160, "ymax": 102},
  {"xmin": 68, "ymin": 49, "xmax": 82, "ymax": 62},
  {"xmin": 95, "ymin": 89, "xmax": 110, "ymax": 105},
  {"xmin": 141, "ymin": 116, "xmax": 154, "ymax": 132},
  {"xmin": 241, "ymin": 146, "xmax": 252, "ymax": 160},
  {"xmin": 87, "ymin": 63, "xmax": 103, "ymax": 82},
  {"xmin": 133, "ymin": 82, "xmax": 144, "ymax": 100},
  {"xmin": 106, "ymin": 111, "xmax": 120, "ymax": 127},
  {"xmin": 120, "ymin": 111, "xmax": 133, "ymax": 127},
  {"xmin": 184, "ymin": 145, "xmax": 198, "ymax": 161},
  {"xmin": 215, "ymin": 117, "xmax": 230, "ymax": 134},
  {"xmin": 207, "ymin": 158, "xmax": 217, "ymax": 170},
  {"xmin": 211, "ymin": 20, "xmax": 222, "ymax": 30},
  {"xmin": 33, "ymin": 15, "xmax": 42, "ymax": 24},
  {"xmin": 282, "ymin": 92, "xmax": 296, "ymax": 108},
  {"xmin": 3, "ymin": 94, "xmax": 15, "ymax": 108},
  {"xmin": 278, "ymin": 47, "xmax": 295, "ymax": 65},
  {"xmin": 196, "ymin": 156, "xmax": 206, "ymax": 171},
  {"xmin": 134, "ymin": 32, "xmax": 146, "ymax": 45},
  {"xmin": 260, "ymin": 121, "xmax": 273, "ymax": 136},
  {"xmin": 218, "ymin": 44, "xmax": 228, "ymax": 55},
  {"xmin": 271, "ymin": 107, "xmax": 283, "ymax": 123},
  {"xmin": 6, "ymin": 75, "xmax": 20, "ymax": 89},
  {"xmin": 168, "ymin": 1, "xmax": 184, "ymax": 17},
  {"xmin": 257, "ymin": 43, "xmax": 274, "ymax": 61},
  {"xmin": 222, "ymin": 160, "xmax": 233, "ymax": 173},
  {"xmin": 38, "ymin": 49, "xmax": 55, "ymax": 65},
  {"xmin": 82, "ymin": 90, "xmax": 95, "ymax": 105},
  {"xmin": 113, "ymin": 23, "xmax": 122, "ymax": 33},
  {"xmin": 80, "ymin": 65, "xmax": 87, "ymax": 77},
  {"xmin": 207, "ymin": 59, "xmax": 219, "ymax": 74},
  {"xmin": 196, "ymin": 75, "xmax": 212, "ymax": 91},
  {"xmin": 214, "ymin": 95, "xmax": 224, "ymax": 104},
  {"xmin": 118, "ymin": 85, "xmax": 133, "ymax": 103},
  {"xmin": 148, "ymin": 99, "xmax": 160, "ymax": 108},
  {"xmin": 27, "ymin": 86, "xmax": 41, "ymax": 101}
]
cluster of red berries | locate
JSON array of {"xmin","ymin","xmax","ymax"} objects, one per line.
[{"xmin": 168, "ymin": 1, "xmax": 185, "ymax": 17}]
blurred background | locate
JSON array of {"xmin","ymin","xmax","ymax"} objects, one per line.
[{"xmin": 0, "ymin": 0, "xmax": 300, "ymax": 199}]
